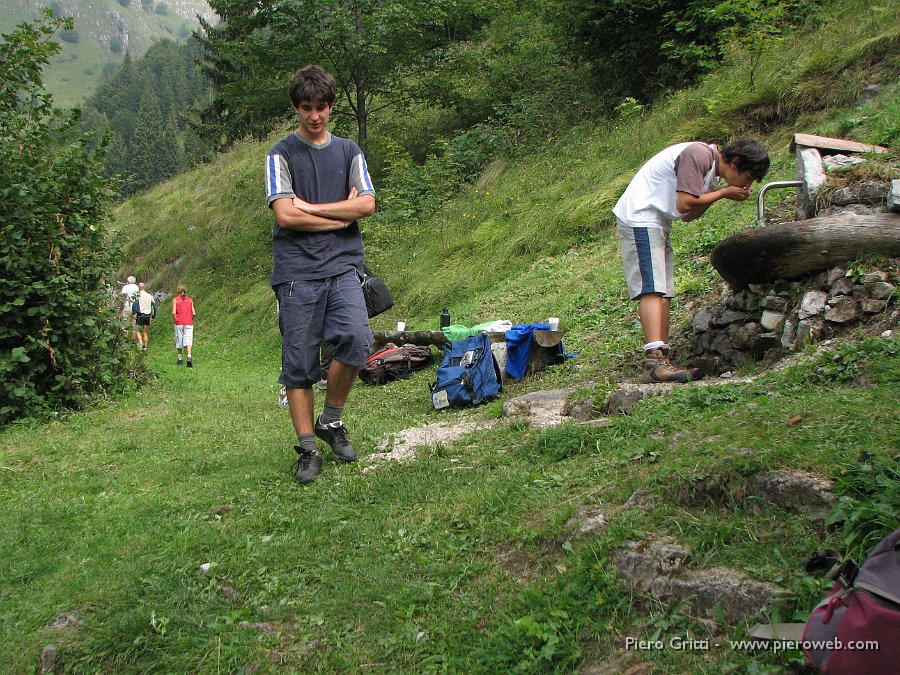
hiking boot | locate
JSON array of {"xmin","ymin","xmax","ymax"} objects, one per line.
[
  {"xmin": 294, "ymin": 445, "xmax": 323, "ymax": 484},
  {"xmin": 642, "ymin": 348, "xmax": 703, "ymax": 384},
  {"xmin": 314, "ymin": 416, "xmax": 357, "ymax": 462}
]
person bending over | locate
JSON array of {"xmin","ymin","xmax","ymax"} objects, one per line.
[{"xmin": 613, "ymin": 138, "xmax": 769, "ymax": 382}]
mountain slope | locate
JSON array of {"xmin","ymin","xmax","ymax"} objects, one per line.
[{"xmin": 0, "ymin": 0, "xmax": 212, "ymax": 107}]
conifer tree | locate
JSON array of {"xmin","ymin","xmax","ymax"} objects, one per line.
[{"xmin": 131, "ymin": 85, "xmax": 166, "ymax": 190}]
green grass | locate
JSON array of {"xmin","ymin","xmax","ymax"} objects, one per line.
[
  {"xmin": 2, "ymin": 0, "xmax": 899, "ymax": 671},
  {"xmin": 2, "ymin": 333, "xmax": 896, "ymax": 672}
]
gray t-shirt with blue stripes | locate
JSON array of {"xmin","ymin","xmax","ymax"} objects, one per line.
[{"xmin": 265, "ymin": 131, "xmax": 376, "ymax": 285}]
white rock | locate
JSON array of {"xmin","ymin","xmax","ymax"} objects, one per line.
[{"xmin": 799, "ymin": 290, "xmax": 828, "ymax": 319}]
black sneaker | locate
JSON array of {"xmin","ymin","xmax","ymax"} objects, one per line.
[
  {"xmin": 186, "ymin": 359, "xmax": 193, "ymax": 368},
  {"xmin": 177, "ymin": 359, "xmax": 183, "ymax": 366},
  {"xmin": 314, "ymin": 416, "xmax": 357, "ymax": 462},
  {"xmin": 293, "ymin": 445, "xmax": 323, "ymax": 484}
]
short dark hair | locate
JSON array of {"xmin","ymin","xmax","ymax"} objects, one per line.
[
  {"xmin": 289, "ymin": 65, "xmax": 336, "ymax": 108},
  {"xmin": 722, "ymin": 138, "xmax": 770, "ymax": 182}
]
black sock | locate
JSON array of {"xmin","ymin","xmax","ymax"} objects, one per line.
[{"xmin": 319, "ymin": 403, "xmax": 343, "ymax": 425}]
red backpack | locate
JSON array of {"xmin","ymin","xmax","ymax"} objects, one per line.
[
  {"xmin": 358, "ymin": 345, "xmax": 434, "ymax": 385},
  {"xmin": 802, "ymin": 527, "xmax": 900, "ymax": 674}
]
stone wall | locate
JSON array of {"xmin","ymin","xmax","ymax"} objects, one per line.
[
  {"xmin": 684, "ymin": 261, "xmax": 898, "ymax": 376},
  {"xmin": 683, "ymin": 153, "xmax": 899, "ymax": 377}
]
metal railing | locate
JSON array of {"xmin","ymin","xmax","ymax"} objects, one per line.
[{"xmin": 757, "ymin": 180, "xmax": 803, "ymax": 226}]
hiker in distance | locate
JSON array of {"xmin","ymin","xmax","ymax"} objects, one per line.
[
  {"xmin": 613, "ymin": 138, "xmax": 769, "ymax": 383},
  {"xmin": 120, "ymin": 274, "xmax": 142, "ymax": 347},
  {"xmin": 265, "ymin": 64, "xmax": 376, "ymax": 484},
  {"xmin": 131, "ymin": 281, "xmax": 157, "ymax": 352},
  {"xmin": 172, "ymin": 283, "xmax": 196, "ymax": 367}
]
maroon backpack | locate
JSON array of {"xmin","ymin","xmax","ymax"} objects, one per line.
[
  {"xmin": 802, "ymin": 527, "xmax": 900, "ymax": 674},
  {"xmin": 359, "ymin": 345, "xmax": 434, "ymax": 385}
]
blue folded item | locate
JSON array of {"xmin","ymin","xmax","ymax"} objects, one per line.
[{"xmin": 505, "ymin": 323, "xmax": 568, "ymax": 381}]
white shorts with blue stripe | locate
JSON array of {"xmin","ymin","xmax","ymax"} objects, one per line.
[{"xmin": 616, "ymin": 219, "xmax": 674, "ymax": 300}]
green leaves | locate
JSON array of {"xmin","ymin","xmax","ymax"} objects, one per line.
[{"xmin": 1, "ymin": 11, "xmax": 130, "ymax": 424}]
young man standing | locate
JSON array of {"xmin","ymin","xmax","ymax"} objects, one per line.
[
  {"xmin": 613, "ymin": 138, "xmax": 769, "ymax": 383},
  {"xmin": 265, "ymin": 64, "xmax": 376, "ymax": 484},
  {"xmin": 172, "ymin": 283, "xmax": 196, "ymax": 367}
]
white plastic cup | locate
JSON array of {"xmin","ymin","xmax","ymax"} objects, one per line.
[
  {"xmin": 548, "ymin": 317, "xmax": 559, "ymax": 331},
  {"xmin": 397, "ymin": 321, "xmax": 406, "ymax": 331}
]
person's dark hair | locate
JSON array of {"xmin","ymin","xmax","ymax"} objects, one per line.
[
  {"xmin": 289, "ymin": 65, "xmax": 336, "ymax": 108},
  {"xmin": 723, "ymin": 138, "xmax": 770, "ymax": 181}
]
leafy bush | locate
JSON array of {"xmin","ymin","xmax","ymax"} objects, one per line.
[{"xmin": 0, "ymin": 11, "xmax": 130, "ymax": 423}]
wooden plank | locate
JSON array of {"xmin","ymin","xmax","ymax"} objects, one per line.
[
  {"xmin": 710, "ymin": 213, "xmax": 900, "ymax": 289},
  {"xmin": 790, "ymin": 133, "xmax": 887, "ymax": 155}
]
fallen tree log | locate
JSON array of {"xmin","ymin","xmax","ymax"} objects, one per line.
[
  {"xmin": 372, "ymin": 330, "xmax": 449, "ymax": 348},
  {"xmin": 710, "ymin": 213, "xmax": 900, "ymax": 290}
]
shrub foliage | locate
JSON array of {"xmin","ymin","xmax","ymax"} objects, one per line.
[{"xmin": 0, "ymin": 11, "xmax": 129, "ymax": 423}]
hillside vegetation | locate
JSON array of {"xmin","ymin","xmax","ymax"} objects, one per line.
[
  {"xmin": 0, "ymin": 0, "xmax": 211, "ymax": 107},
  {"xmin": 1, "ymin": 0, "xmax": 898, "ymax": 671}
]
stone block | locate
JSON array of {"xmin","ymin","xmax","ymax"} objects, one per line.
[
  {"xmin": 831, "ymin": 181, "xmax": 888, "ymax": 206},
  {"xmin": 862, "ymin": 270, "xmax": 889, "ymax": 283},
  {"xmin": 825, "ymin": 296, "xmax": 860, "ymax": 324},
  {"xmin": 729, "ymin": 322, "xmax": 762, "ymax": 349},
  {"xmin": 749, "ymin": 470, "xmax": 835, "ymax": 523},
  {"xmin": 795, "ymin": 319, "xmax": 824, "ymax": 348},
  {"xmin": 781, "ymin": 319, "xmax": 797, "ymax": 349},
  {"xmin": 799, "ymin": 290, "xmax": 828, "ymax": 318},
  {"xmin": 760, "ymin": 295, "xmax": 789, "ymax": 311},
  {"xmin": 826, "ymin": 266, "xmax": 846, "ymax": 285},
  {"xmin": 866, "ymin": 281, "xmax": 896, "ymax": 300},
  {"xmin": 692, "ymin": 307, "xmax": 713, "ymax": 333},
  {"xmin": 796, "ymin": 147, "xmax": 826, "ymax": 219},
  {"xmin": 889, "ymin": 179, "xmax": 900, "ymax": 213},
  {"xmin": 711, "ymin": 308, "xmax": 750, "ymax": 327},
  {"xmin": 727, "ymin": 289, "xmax": 755, "ymax": 312},
  {"xmin": 829, "ymin": 277, "xmax": 854, "ymax": 297},
  {"xmin": 861, "ymin": 298, "xmax": 888, "ymax": 314},
  {"xmin": 760, "ymin": 310, "xmax": 785, "ymax": 331},
  {"xmin": 710, "ymin": 331, "xmax": 732, "ymax": 355},
  {"xmin": 823, "ymin": 154, "xmax": 866, "ymax": 171}
]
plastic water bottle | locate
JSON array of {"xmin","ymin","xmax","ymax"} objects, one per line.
[{"xmin": 440, "ymin": 308, "xmax": 451, "ymax": 329}]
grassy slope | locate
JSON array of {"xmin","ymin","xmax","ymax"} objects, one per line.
[{"xmin": 1, "ymin": 1, "xmax": 898, "ymax": 671}]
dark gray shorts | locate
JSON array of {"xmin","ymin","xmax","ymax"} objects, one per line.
[{"xmin": 274, "ymin": 269, "xmax": 373, "ymax": 389}]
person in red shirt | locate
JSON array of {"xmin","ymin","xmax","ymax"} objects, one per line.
[{"xmin": 172, "ymin": 283, "xmax": 196, "ymax": 367}]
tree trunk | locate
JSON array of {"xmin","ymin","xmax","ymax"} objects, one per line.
[
  {"xmin": 372, "ymin": 330, "xmax": 449, "ymax": 348},
  {"xmin": 711, "ymin": 213, "xmax": 900, "ymax": 290}
]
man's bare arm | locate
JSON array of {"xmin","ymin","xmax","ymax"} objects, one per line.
[
  {"xmin": 271, "ymin": 198, "xmax": 351, "ymax": 232},
  {"xmin": 292, "ymin": 188, "xmax": 376, "ymax": 221}
]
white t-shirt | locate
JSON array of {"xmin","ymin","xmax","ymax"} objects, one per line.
[
  {"xmin": 613, "ymin": 142, "xmax": 719, "ymax": 229},
  {"xmin": 121, "ymin": 282, "xmax": 139, "ymax": 306}
]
